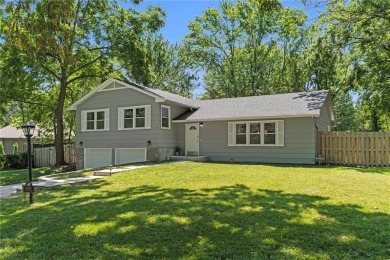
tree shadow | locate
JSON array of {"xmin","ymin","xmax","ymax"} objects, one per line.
[
  {"xmin": 293, "ymin": 91, "xmax": 327, "ymax": 111},
  {"xmin": 345, "ymin": 167, "xmax": 390, "ymax": 175},
  {"xmin": 1, "ymin": 184, "xmax": 389, "ymax": 259}
]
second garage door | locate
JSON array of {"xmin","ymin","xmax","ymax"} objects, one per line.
[{"xmin": 115, "ymin": 148, "xmax": 146, "ymax": 165}]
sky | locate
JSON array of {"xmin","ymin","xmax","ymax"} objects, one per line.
[
  {"xmin": 130, "ymin": 0, "xmax": 322, "ymax": 44},
  {"xmin": 126, "ymin": 0, "xmax": 323, "ymax": 94}
]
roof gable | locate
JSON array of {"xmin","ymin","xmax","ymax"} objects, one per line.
[
  {"xmin": 68, "ymin": 78, "xmax": 165, "ymax": 111},
  {"xmin": 68, "ymin": 78, "xmax": 198, "ymax": 110}
]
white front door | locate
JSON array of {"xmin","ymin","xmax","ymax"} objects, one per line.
[{"xmin": 185, "ymin": 123, "xmax": 199, "ymax": 156}]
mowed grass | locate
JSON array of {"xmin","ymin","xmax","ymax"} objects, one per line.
[
  {"xmin": 0, "ymin": 167, "xmax": 54, "ymax": 186},
  {"xmin": 1, "ymin": 162, "xmax": 389, "ymax": 259}
]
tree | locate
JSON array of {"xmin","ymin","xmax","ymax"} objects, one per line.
[
  {"xmin": 318, "ymin": 0, "xmax": 390, "ymax": 130},
  {"xmin": 183, "ymin": 0, "xmax": 309, "ymax": 98},
  {"xmin": 2, "ymin": 0, "xmax": 165, "ymax": 165},
  {"xmin": 122, "ymin": 32, "xmax": 198, "ymax": 97}
]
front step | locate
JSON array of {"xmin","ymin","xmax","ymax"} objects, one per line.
[
  {"xmin": 94, "ymin": 168, "xmax": 131, "ymax": 176},
  {"xmin": 94, "ymin": 171, "xmax": 112, "ymax": 176}
]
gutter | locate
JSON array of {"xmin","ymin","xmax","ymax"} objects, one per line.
[{"xmin": 172, "ymin": 114, "xmax": 321, "ymax": 123}]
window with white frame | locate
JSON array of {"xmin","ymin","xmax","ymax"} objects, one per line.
[
  {"xmin": 228, "ymin": 120, "xmax": 284, "ymax": 146},
  {"xmin": 118, "ymin": 105, "xmax": 151, "ymax": 130},
  {"xmin": 161, "ymin": 105, "xmax": 170, "ymax": 129},
  {"xmin": 81, "ymin": 109, "xmax": 109, "ymax": 131}
]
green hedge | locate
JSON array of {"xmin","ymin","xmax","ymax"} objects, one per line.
[{"xmin": 1, "ymin": 152, "xmax": 30, "ymax": 169}]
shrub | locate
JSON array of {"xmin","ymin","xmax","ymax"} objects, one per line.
[
  {"xmin": 13, "ymin": 143, "xmax": 19, "ymax": 155},
  {"xmin": 4, "ymin": 152, "xmax": 30, "ymax": 169}
]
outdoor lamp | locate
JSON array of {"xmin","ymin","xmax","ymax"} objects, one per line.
[
  {"xmin": 21, "ymin": 121, "xmax": 35, "ymax": 205},
  {"xmin": 22, "ymin": 121, "xmax": 35, "ymax": 137}
]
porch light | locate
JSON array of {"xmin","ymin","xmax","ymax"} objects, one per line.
[
  {"xmin": 21, "ymin": 122, "xmax": 36, "ymax": 205},
  {"xmin": 199, "ymin": 122, "xmax": 204, "ymax": 127}
]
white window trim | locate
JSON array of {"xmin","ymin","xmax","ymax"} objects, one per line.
[
  {"xmin": 161, "ymin": 105, "xmax": 171, "ymax": 129},
  {"xmin": 118, "ymin": 105, "xmax": 151, "ymax": 130},
  {"xmin": 228, "ymin": 120, "xmax": 284, "ymax": 147},
  {"xmin": 81, "ymin": 109, "xmax": 109, "ymax": 132}
]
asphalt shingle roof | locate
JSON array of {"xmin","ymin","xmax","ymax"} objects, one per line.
[
  {"xmin": 143, "ymin": 87, "xmax": 198, "ymax": 108},
  {"xmin": 173, "ymin": 90, "xmax": 329, "ymax": 121},
  {"xmin": 0, "ymin": 125, "xmax": 40, "ymax": 139},
  {"xmin": 126, "ymin": 82, "xmax": 198, "ymax": 108}
]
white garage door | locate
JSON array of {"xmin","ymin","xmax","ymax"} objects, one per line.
[
  {"xmin": 84, "ymin": 148, "xmax": 112, "ymax": 169},
  {"xmin": 115, "ymin": 148, "xmax": 146, "ymax": 165}
]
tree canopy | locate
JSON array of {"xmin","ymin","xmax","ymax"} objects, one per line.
[{"xmin": 1, "ymin": 0, "xmax": 165, "ymax": 165}]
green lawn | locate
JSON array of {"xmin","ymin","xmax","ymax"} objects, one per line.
[
  {"xmin": 0, "ymin": 167, "xmax": 54, "ymax": 186},
  {"xmin": 1, "ymin": 162, "xmax": 389, "ymax": 259}
]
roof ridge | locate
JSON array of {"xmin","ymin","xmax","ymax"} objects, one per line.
[{"xmin": 196, "ymin": 90, "xmax": 329, "ymax": 103}]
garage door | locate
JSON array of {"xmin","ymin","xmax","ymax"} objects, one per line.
[
  {"xmin": 115, "ymin": 148, "xmax": 146, "ymax": 165},
  {"xmin": 84, "ymin": 148, "xmax": 112, "ymax": 169}
]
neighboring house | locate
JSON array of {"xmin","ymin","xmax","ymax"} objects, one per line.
[
  {"xmin": 0, "ymin": 125, "xmax": 36, "ymax": 154},
  {"xmin": 68, "ymin": 78, "xmax": 335, "ymax": 169}
]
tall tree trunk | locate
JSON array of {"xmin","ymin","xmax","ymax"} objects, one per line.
[{"xmin": 55, "ymin": 70, "xmax": 67, "ymax": 166}]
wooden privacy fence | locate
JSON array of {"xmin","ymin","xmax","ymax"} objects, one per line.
[
  {"xmin": 34, "ymin": 143, "xmax": 76, "ymax": 167},
  {"xmin": 319, "ymin": 131, "xmax": 390, "ymax": 167}
]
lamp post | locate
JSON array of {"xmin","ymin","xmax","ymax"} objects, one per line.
[{"xmin": 22, "ymin": 122, "xmax": 35, "ymax": 205}]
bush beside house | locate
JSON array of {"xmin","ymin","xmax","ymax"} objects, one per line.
[{"xmin": 0, "ymin": 142, "xmax": 29, "ymax": 169}]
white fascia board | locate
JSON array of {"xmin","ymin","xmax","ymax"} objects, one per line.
[
  {"xmin": 172, "ymin": 114, "xmax": 320, "ymax": 123},
  {"xmin": 67, "ymin": 78, "xmax": 165, "ymax": 111}
]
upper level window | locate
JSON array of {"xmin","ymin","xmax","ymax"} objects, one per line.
[
  {"xmin": 118, "ymin": 105, "xmax": 151, "ymax": 130},
  {"xmin": 81, "ymin": 109, "xmax": 109, "ymax": 131},
  {"xmin": 161, "ymin": 105, "xmax": 171, "ymax": 129},
  {"xmin": 228, "ymin": 120, "xmax": 284, "ymax": 146}
]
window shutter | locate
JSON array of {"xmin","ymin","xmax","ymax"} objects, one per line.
[
  {"xmin": 81, "ymin": 111, "xmax": 87, "ymax": 131},
  {"xmin": 145, "ymin": 105, "xmax": 151, "ymax": 129},
  {"xmin": 277, "ymin": 120, "xmax": 284, "ymax": 146},
  {"xmin": 104, "ymin": 109, "xmax": 110, "ymax": 130},
  {"xmin": 118, "ymin": 108, "xmax": 123, "ymax": 130},
  {"xmin": 228, "ymin": 122, "xmax": 234, "ymax": 146}
]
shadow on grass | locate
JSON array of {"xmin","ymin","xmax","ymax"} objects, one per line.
[
  {"xmin": 1, "ymin": 183, "xmax": 389, "ymax": 259},
  {"xmin": 350, "ymin": 167, "xmax": 390, "ymax": 175}
]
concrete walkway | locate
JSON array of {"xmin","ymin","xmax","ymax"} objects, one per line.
[
  {"xmin": 93, "ymin": 165, "xmax": 149, "ymax": 175},
  {"xmin": 0, "ymin": 162, "xmax": 173, "ymax": 198},
  {"xmin": 0, "ymin": 176, "xmax": 104, "ymax": 198}
]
